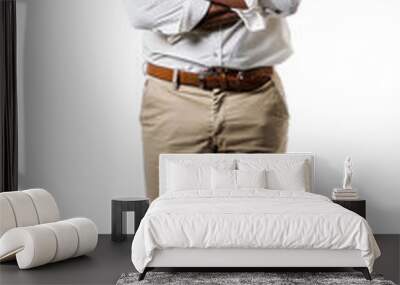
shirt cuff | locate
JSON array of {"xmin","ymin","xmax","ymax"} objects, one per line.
[
  {"xmin": 232, "ymin": 0, "xmax": 267, "ymax": 32},
  {"xmin": 180, "ymin": 0, "xmax": 211, "ymax": 33}
]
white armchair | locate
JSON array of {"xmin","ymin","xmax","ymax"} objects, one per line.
[{"xmin": 0, "ymin": 189, "xmax": 98, "ymax": 269}]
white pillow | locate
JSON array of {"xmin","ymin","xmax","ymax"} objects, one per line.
[
  {"xmin": 166, "ymin": 160, "xmax": 235, "ymax": 192},
  {"xmin": 211, "ymin": 169, "xmax": 236, "ymax": 190},
  {"xmin": 237, "ymin": 169, "xmax": 267, "ymax": 189},
  {"xmin": 238, "ymin": 159, "xmax": 310, "ymax": 192},
  {"xmin": 211, "ymin": 168, "xmax": 267, "ymax": 190}
]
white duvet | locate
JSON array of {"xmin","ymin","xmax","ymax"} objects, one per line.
[{"xmin": 131, "ymin": 190, "xmax": 380, "ymax": 273}]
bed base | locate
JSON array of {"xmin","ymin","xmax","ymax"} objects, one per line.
[
  {"xmin": 138, "ymin": 267, "xmax": 371, "ymax": 281},
  {"xmin": 138, "ymin": 248, "xmax": 372, "ymax": 281}
]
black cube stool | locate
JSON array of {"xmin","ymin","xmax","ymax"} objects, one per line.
[{"xmin": 111, "ymin": 197, "xmax": 149, "ymax": 242}]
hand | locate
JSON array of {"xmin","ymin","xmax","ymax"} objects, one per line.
[{"xmin": 196, "ymin": 3, "xmax": 241, "ymax": 31}]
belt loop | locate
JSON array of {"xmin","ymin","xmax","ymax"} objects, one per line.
[
  {"xmin": 172, "ymin": 69, "xmax": 179, "ymax": 90},
  {"xmin": 220, "ymin": 70, "xmax": 228, "ymax": 91}
]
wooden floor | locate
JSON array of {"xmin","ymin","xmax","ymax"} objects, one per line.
[{"xmin": 0, "ymin": 235, "xmax": 399, "ymax": 285}]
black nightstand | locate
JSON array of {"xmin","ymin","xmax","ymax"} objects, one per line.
[
  {"xmin": 111, "ymin": 197, "xmax": 149, "ymax": 242},
  {"xmin": 332, "ymin": 199, "xmax": 366, "ymax": 219}
]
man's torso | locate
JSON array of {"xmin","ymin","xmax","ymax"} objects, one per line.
[{"xmin": 142, "ymin": 16, "xmax": 292, "ymax": 72}]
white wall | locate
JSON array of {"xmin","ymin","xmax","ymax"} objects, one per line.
[
  {"xmin": 280, "ymin": 0, "xmax": 400, "ymax": 233},
  {"xmin": 16, "ymin": 0, "xmax": 145, "ymax": 234},
  {"xmin": 17, "ymin": 0, "xmax": 400, "ymax": 233}
]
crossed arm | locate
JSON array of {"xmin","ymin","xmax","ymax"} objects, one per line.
[{"xmin": 126, "ymin": 0, "xmax": 300, "ymax": 34}]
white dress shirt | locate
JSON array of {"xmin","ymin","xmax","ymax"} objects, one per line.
[{"xmin": 125, "ymin": 0, "xmax": 300, "ymax": 72}]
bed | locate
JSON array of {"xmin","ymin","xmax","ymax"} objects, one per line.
[{"xmin": 131, "ymin": 153, "xmax": 380, "ymax": 280}]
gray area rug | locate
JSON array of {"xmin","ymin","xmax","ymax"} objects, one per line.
[{"xmin": 116, "ymin": 272, "xmax": 396, "ymax": 285}]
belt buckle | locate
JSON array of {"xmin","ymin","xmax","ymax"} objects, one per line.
[{"xmin": 198, "ymin": 68, "xmax": 217, "ymax": 90}]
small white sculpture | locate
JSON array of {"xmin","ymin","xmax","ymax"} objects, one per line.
[{"xmin": 342, "ymin": 156, "xmax": 353, "ymax": 190}]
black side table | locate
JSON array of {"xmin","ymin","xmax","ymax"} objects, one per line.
[
  {"xmin": 333, "ymin": 199, "xmax": 366, "ymax": 219},
  {"xmin": 111, "ymin": 197, "xmax": 149, "ymax": 242}
]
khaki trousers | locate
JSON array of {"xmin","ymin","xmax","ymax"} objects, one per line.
[{"xmin": 140, "ymin": 73, "xmax": 289, "ymax": 201}]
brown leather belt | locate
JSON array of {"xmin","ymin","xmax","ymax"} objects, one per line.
[{"xmin": 146, "ymin": 63, "xmax": 274, "ymax": 92}]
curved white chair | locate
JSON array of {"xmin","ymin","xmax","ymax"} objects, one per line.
[{"xmin": 0, "ymin": 189, "xmax": 98, "ymax": 269}]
